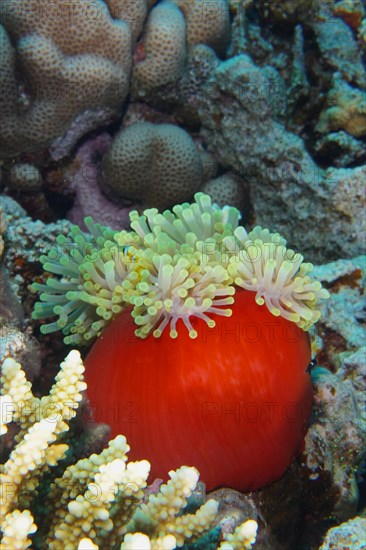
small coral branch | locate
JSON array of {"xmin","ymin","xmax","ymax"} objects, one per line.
[
  {"xmin": 0, "ymin": 350, "xmax": 85, "ymax": 519},
  {"xmin": 0, "ymin": 509, "xmax": 37, "ymax": 550},
  {"xmin": 128, "ymin": 466, "xmax": 219, "ymax": 545},
  {"xmin": 31, "ymin": 193, "xmax": 329, "ymax": 344},
  {"xmin": 219, "ymin": 520, "xmax": 258, "ymax": 550},
  {"xmin": 1, "ymin": 350, "xmax": 86, "ymax": 440}
]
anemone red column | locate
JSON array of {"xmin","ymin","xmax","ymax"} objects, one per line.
[{"xmin": 85, "ymin": 289, "xmax": 312, "ymax": 491}]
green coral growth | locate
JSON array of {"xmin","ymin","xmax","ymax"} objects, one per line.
[{"xmin": 32, "ymin": 193, "xmax": 329, "ymax": 345}]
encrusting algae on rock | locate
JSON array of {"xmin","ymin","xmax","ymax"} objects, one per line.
[{"xmin": 0, "ymin": 351, "xmax": 258, "ymax": 550}]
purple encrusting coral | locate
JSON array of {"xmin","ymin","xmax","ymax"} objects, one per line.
[
  {"xmin": 0, "ymin": 0, "xmax": 365, "ymax": 548},
  {"xmin": 66, "ymin": 133, "xmax": 132, "ymax": 231}
]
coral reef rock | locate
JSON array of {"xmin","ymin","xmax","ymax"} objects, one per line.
[
  {"xmin": 302, "ymin": 256, "xmax": 366, "ymax": 534},
  {"xmin": 319, "ymin": 516, "xmax": 366, "ymax": 549},
  {"xmin": 198, "ymin": 55, "xmax": 366, "ymax": 262}
]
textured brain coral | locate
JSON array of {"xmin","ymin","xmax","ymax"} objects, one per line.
[{"xmin": 32, "ymin": 193, "xmax": 329, "ymax": 491}]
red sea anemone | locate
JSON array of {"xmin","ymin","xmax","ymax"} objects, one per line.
[
  {"xmin": 32, "ymin": 193, "xmax": 328, "ymax": 491},
  {"xmin": 85, "ymin": 288, "xmax": 312, "ymax": 491}
]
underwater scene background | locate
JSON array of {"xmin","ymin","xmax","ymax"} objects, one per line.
[{"xmin": 0, "ymin": 0, "xmax": 365, "ymax": 548}]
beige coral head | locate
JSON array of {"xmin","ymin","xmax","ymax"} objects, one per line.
[
  {"xmin": 132, "ymin": 1, "xmax": 187, "ymax": 95},
  {"xmin": 106, "ymin": 0, "xmax": 149, "ymax": 42},
  {"xmin": 173, "ymin": 0, "xmax": 231, "ymax": 56},
  {"xmin": 0, "ymin": 0, "xmax": 132, "ymax": 157},
  {"xmin": 316, "ymin": 76, "xmax": 366, "ymax": 138},
  {"xmin": 202, "ymin": 173, "xmax": 246, "ymax": 209},
  {"xmin": 101, "ymin": 122, "xmax": 203, "ymax": 210}
]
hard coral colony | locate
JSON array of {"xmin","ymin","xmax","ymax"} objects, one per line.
[{"xmin": 32, "ymin": 193, "xmax": 329, "ymax": 491}]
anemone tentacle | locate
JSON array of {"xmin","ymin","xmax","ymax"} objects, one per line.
[
  {"xmin": 32, "ymin": 193, "xmax": 329, "ymax": 344},
  {"xmin": 130, "ymin": 192, "xmax": 241, "ymax": 247},
  {"xmin": 32, "ymin": 227, "xmax": 139, "ymax": 344},
  {"xmin": 127, "ymin": 251, "xmax": 235, "ymax": 339},
  {"xmin": 224, "ymin": 226, "xmax": 329, "ymax": 331}
]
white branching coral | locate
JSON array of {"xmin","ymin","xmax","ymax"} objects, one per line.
[
  {"xmin": 32, "ymin": 193, "xmax": 328, "ymax": 343},
  {"xmin": 45, "ymin": 433, "xmax": 151, "ymax": 549},
  {"xmin": 0, "ymin": 352, "xmax": 258, "ymax": 550},
  {"xmin": 0, "ymin": 509, "xmax": 37, "ymax": 550},
  {"xmin": 1, "ymin": 350, "xmax": 86, "ymax": 441},
  {"xmin": 0, "ymin": 394, "xmax": 14, "ymax": 435},
  {"xmin": 47, "ymin": 456, "xmax": 151, "ymax": 549},
  {"xmin": 120, "ymin": 533, "xmax": 176, "ymax": 549},
  {"xmin": 0, "ymin": 350, "xmax": 85, "ymax": 520},
  {"xmin": 1, "ymin": 418, "xmax": 67, "ymax": 516},
  {"xmin": 219, "ymin": 519, "xmax": 258, "ymax": 550},
  {"xmin": 127, "ymin": 466, "xmax": 219, "ymax": 545},
  {"xmin": 224, "ymin": 225, "xmax": 330, "ymax": 330}
]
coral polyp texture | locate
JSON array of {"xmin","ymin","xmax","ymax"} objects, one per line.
[
  {"xmin": 0, "ymin": 351, "xmax": 258, "ymax": 550},
  {"xmin": 0, "ymin": 0, "xmax": 132, "ymax": 159},
  {"xmin": 172, "ymin": 0, "xmax": 230, "ymax": 56},
  {"xmin": 0, "ymin": 0, "xmax": 231, "ymax": 160},
  {"xmin": 101, "ymin": 122, "xmax": 203, "ymax": 210},
  {"xmin": 32, "ymin": 193, "xmax": 329, "ymax": 345},
  {"xmin": 131, "ymin": 1, "xmax": 187, "ymax": 96}
]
